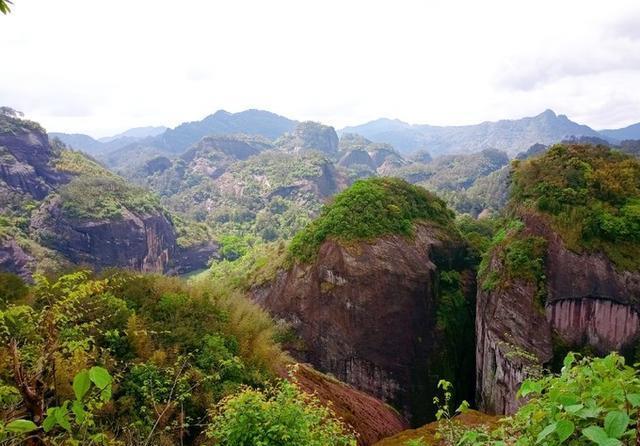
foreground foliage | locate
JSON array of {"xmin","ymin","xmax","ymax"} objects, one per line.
[
  {"xmin": 0, "ymin": 270, "xmax": 291, "ymax": 445},
  {"xmin": 425, "ymin": 353, "xmax": 639, "ymax": 446}
]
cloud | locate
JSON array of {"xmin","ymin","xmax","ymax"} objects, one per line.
[
  {"xmin": 2, "ymin": 0, "xmax": 640, "ymax": 135},
  {"xmin": 495, "ymin": 34, "xmax": 640, "ymax": 91}
]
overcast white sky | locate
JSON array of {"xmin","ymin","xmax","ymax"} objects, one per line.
[{"xmin": 2, "ymin": 0, "xmax": 640, "ymax": 137}]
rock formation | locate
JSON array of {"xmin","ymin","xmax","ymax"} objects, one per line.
[
  {"xmin": 0, "ymin": 113, "xmax": 217, "ymax": 278},
  {"xmin": 476, "ymin": 213, "xmax": 640, "ymax": 414},
  {"xmin": 253, "ymin": 223, "xmax": 476, "ymax": 424}
]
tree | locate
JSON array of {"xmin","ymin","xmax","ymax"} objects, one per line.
[{"xmin": 0, "ymin": 1, "xmax": 12, "ymax": 15}]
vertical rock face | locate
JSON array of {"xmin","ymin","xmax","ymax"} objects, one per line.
[
  {"xmin": 476, "ymin": 214, "xmax": 640, "ymax": 415},
  {"xmin": 0, "ymin": 239, "xmax": 34, "ymax": 280},
  {"xmin": 277, "ymin": 121, "xmax": 339, "ymax": 156},
  {"xmin": 475, "ymin": 274, "xmax": 553, "ymax": 415},
  {"xmin": 0, "ymin": 123, "xmax": 69, "ymax": 198},
  {"xmin": 30, "ymin": 199, "xmax": 177, "ymax": 272},
  {"xmin": 252, "ymin": 224, "xmax": 475, "ymax": 424},
  {"xmin": 29, "ymin": 199, "xmax": 218, "ymax": 275},
  {"xmin": 546, "ymin": 299, "xmax": 640, "ymax": 353}
]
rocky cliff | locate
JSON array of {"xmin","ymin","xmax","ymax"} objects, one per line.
[
  {"xmin": 0, "ymin": 111, "xmax": 217, "ymax": 278},
  {"xmin": 253, "ymin": 223, "xmax": 475, "ymax": 425},
  {"xmin": 476, "ymin": 144, "xmax": 640, "ymax": 415},
  {"xmin": 476, "ymin": 215, "xmax": 640, "ymax": 415}
]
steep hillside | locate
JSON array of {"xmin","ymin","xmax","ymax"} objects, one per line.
[
  {"xmin": 251, "ymin": 178, "xmax": 476, "ymax": 425},
  {"xmin": 0, "ymin": 111, "xmax": 216, "ymax": 278},
  {"xmin": 128, "ymin": 131, "xmax": 347, "ymax": 243},
  {"xmin": 342, "ymin": 110, "xmax": 602, "ymax": 156},
  {"xmin": 476, "ymin": 144, "xmax": 640, "ymax": 414}
]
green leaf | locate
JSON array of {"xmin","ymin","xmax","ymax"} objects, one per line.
[
  {"xmin": 604, "ymin": 411, "xmax": 630, "ymax": 439},
  {"xmin": 556, "ymin": 419, "xmax": 575, "ymax": 443},
  {"xmin": 54, "ymin": 408, "xmax": 71, "ymax": 432},
  {"xmin": 519, "ymin": 379, "xmax": 540, "ymax": 398},
  {"xmin": 71, "ymin": 400, "xmax": 86, "ymax": 424},
  {"xmin": 627, "ymin": 394, "xmax": 640, "ymax": 407},
  {"xmin": 100, "ymin": 385, "xmax": 112, "ymax": 402},
  {"xmin": 6, "ymin": 419, "xmax": 38, "ymax": 433},
  {"xmin": 563, "ymin": 352, "xmax": 576, "ymax": 369},
  {"xmin": 565, "ymin": 404, "xmax": 584, "ymax": 414},
  {"xmin": 583, "ymin": 426, "xmax": 611, "ymax": 446},
  {"xmin": 577, "ymin": 406, "xmax": 601, "ymax": 419},
  {"xmin": 557, "ymin": 394, "xmax": 579, "ymax": 406},
  {"xmin": 72, "ymin": 370, "xmax": 91, "ymax": 401},
  {"xmin": 536, "ymin": 422, "xmax": 557, "ymax": 443},
  {"xmin": 42, "ymin": 413, "xmax": 57, "ymax": 433},
  {"xmin": 89, "ymin": 366, "xmax": 111, "ymax": 390}
]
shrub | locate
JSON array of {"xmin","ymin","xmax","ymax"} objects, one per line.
[
  {"xmin": 453, "ymin": 353, "xmax": 640, "ymax": 446},
  {"xmin": 207, "ymin": 378, "xmax": 357, "ymax": 446}
]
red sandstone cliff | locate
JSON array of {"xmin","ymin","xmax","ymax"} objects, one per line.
[
  {"xmin": 476, "ymin": 213, "xmax": 640, "ymax": 414},
  {"xmin": 253, "ymin": 223, "xmax": 476, "ymax": 425}
]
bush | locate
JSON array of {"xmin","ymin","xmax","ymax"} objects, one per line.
[
  {"xmin": 0, "ymin": 272, "xmax": 28, "ymax": 305},
  {"xmin": 453, "ymin": 353, "xmax": 640, "ymax": 446},
  {"xmin": 207, "ymin": 378, "xmax": 357, "ymax": 446},
  {"xmin": 59, "ymin": 175, "xmax": 162, "ymax": 220}
]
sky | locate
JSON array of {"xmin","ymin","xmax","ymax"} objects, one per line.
[{"xmin": 2, "ymin": 0, "xmax": 640, "ymax": 138}]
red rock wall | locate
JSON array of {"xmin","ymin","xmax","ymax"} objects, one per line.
[{"xmin": 546, "ymin": 298, "xmax": 640, "ymax": 353}]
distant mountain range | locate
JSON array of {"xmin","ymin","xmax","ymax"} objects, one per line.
[
  {"xmin": 52, "ymin": 108, "xmax": 640, "ymax": 159},
  {"xmin": 52, "ymin": 109, "xmax": 298, "ymax": 161},
  {"xmin": 98, "ymin": 125, "xmax": 167, "ymax": 143},
  {"xmin": 341, "ymin": 109, "xmax": 610, "ymax": 156},
  {"xmin": 599, "ymin": 122, "xmax": 640, "ymax": 141},
  {"xmin": 50, "ymin": 125, "xmax": 167, "ymax": 157}
]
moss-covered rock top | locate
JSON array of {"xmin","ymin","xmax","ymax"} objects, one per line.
[
  {"xmin": 510, "ymin": 143, "xmax": 640, "ymax": 270},
  {"xmin": 289, "ymin": 177, "xmax": 455, "ymax": 262}
]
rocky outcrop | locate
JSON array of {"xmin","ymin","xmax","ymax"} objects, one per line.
[
  {"xmin": 31, "ymin": 199, "xmax": 174, "ymax": 272},
  {"xmin": 0, "ymin": 113, "xmax": 217, "ymax": 278},
  {"xmin": 0, "ymin": 122, "xmax": 69, "ymax": 199},
  {"xmin": 289, "ymin": 363, "xmax": 408, "ymax": 446},
  {"xmin": 277, "ymin": 121, "xmax": 339, "ymax": 156},
  {"xmin": 0, "ymin": 238, "xmax": 34, "ymax": 280},
  {"xmin": 30, "ymin": 199, "xmax": 217, "ymax": 274},
  {"xmin": 338, "ymin": 149, "xmax": 376, "ymax": 170},
  {"xmin": 252, "ymin": 224, "xmax": 475, "ymax": 424},
  {"xmin": 476, "ymin": 214, "xmax": 640, "ymax": 415}
]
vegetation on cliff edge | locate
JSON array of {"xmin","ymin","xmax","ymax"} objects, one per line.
[
  {"xmin": 511, "ymin": 144, "xmax": 640, "ymax": 270},
  {"xmin": 289, "ymin": 177, "xmax": 455, "ymax": 262}
]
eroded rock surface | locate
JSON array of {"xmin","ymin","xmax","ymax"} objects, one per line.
[
  {"xmin": 476, "ymin": 214, "xmax": 640, "ymax": 414},
  {"xmin": 253, "ymin": 224, "xmax": 475, "ymax": 424}
]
